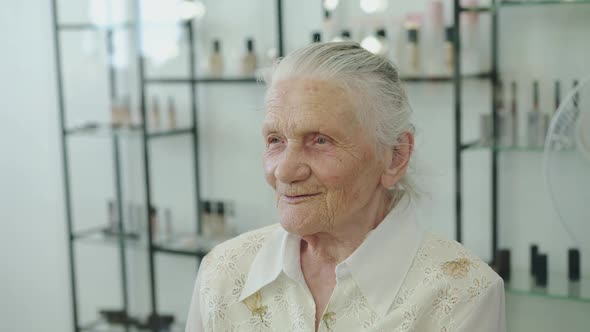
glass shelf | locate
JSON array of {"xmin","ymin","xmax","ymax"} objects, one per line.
[
  {"xmin": 461, "ymin": 141, "xmax": 547, "ymax": 152},
  {"xmin": 58, "ymin": 22, "xmax": 135, "ymax": 31},
  {"xmin": 154, "ymin": 233, "xmax": 235, "ymax": 257},
  {"xmin": 505, "ymin": 269, "xmax": 590, "ymax": 303},
  {"xmin": 402, "ymin": 72, "xmax": 492, "ymax": 82},
  {"xmin": 79, "ymin": 318, "xmax": 185, "ymax": 332},
  {"xmin": 501, "ymin": 0, "xmax": 590, "ymax": 7},
  {"xmin": 145, "ymin": 77, "xmax": 259, "ymax": 85},
  {"xmin": 72, "ymin": 227, "xmax": 233, "ymax": 257},
  {"xmin": 65, "ymin": 124, "xmax": 194, "ymax": 139}
]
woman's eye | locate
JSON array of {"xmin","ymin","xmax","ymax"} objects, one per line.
[
  {"xmin": 268, "ymin": 136, "xmax": 281, "ymax": 145},
  {"xmin": 315, "ymin": 136, "xmax": 328, "ymax": 144}
]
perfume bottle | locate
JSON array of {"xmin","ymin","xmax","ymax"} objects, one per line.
[
  {"xmin": 510, "ymin": 81, "xmax": 518, "ymax": 147},
  {"xmin": 376, "ymin": 28, "xmax": 389, "ymax": 57},
  {"xmin": 151, "ymin": 96, "xmax": 161, "ymax": 131},
  {"xmin": 202, "ymin": 201, "xmax": 212, "ymax": 237},
  {"xmin": 495, "ymin": 80, "xmax": 510, "ymax": 147},
  {"xmin": 164, "ymin": 208, "xmax": 173, "ymax": 241},
  {"xmin": 149, "ymin": 206, "xmax": 158, "ymax": 241},
  {"xmin": 568, "ymin": 249, "xmax": 580, "ymax": 281},
  {"xmin": 312, "ymin": 31, "xmax": 322, "ymax": 43},
  {"xmin": 444, "ymin": 26, "xmax": 454, "ymax": 75},
  {"xmin": 535, "ymin": 253, "xmax": 548, "ymax": 287},
  {"xmin": 215, "ymin": 201, "xmax": 226, "ymax": 237},
  {"xmin": 322, "ymin": 10, "xmax": 335, "ymax": 41},
  {"xmin": 241, "ymin": 38, "xmax": 257, "ymax": 76},
  {"xmin": 167, "ymin": 97, "xmax": 176, "ymax": 130},
  {"xmin": 208, "ymin": 40, "xmax": 224, "ymax": 77},
  {"xmin": 527, "ymin": 80, "xmax": 542, "ymax": 148},
  {"xmin": 406, "ymin": 27, "xmax": 420, "ymax": 76}
]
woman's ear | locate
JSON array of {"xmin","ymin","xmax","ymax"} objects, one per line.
[{"xmin": 381, "ymin": 132, "xmax": 414, "ymax": 188}]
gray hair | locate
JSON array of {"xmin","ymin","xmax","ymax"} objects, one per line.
[{"xmin": 262, "ymin": 42, "xmax": 419, "ymax": 202}]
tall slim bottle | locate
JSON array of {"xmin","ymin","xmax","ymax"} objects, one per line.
[
  {"xmin": 527, "ymin": 81, "xmax": 541, "ymax": 147},
  {"xmin": 510, "ymin": 81, "xmax": 518, "ymax": 147}
]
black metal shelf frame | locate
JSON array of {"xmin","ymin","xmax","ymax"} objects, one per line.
[{"xmin": 51, "ymin": 1, "xmax": 285, "ymax": 331}]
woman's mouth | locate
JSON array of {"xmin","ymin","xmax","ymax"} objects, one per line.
[{"xmin": 281, "ymin": 193, "xmax": 320, "ymax": 204}]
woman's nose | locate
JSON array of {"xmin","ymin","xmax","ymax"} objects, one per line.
[{"xmin": 274, "ymin": 146, "xmax": 311, "ymax": 184}]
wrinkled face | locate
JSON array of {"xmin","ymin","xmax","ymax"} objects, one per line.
[{"xmin": 262, "ymin": 78, "xmax": 387, "ymax": 236}]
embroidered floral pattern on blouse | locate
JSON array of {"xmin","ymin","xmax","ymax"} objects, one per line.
[
  {"xmin": 467, "ymin": 276, "xmax": 493, "ymax": 301},
  {"xmin": 341, "ymin": 286, "xmax": 369, "ymax": 318},
  {"xmin": 242, "ymin": 233, "xmax": 265, "ymax": 255},
  {"xmin": 441, "ymin": 258, "xmax": 476, "ymax": 279},
  {"xmin": 213, "ymin": 248, "xmax": 239, "ymax": 276},
  {"xmin": 322, "ymin": 311, "xmax": 337, "ymax": 331},
  {"xmin": 433, "ymin": 287, "xmax": 460, "ymax": 316}
]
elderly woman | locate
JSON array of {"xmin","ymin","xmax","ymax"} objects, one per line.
[{"xmin": 186, "ymin": 42, "xmax": 505, "ymax": 332}]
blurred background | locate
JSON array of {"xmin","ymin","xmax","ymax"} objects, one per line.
[{"xmin": 1, "ymin": 0, "xmax": 590, "ymax": 331}]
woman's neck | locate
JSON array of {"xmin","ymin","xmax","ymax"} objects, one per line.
[{"xmin": 300, "ymin": 191, "xmax": 399, "ymax": 265}]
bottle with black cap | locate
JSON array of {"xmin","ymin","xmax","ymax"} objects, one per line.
[
  {"xmin": 510, "ymin": 81, "xmax": 518, "ymax": 147},
  {"xmin": 241, "ymin": 38, "xmax": 257, "ymax": 76},
  {"xmin": 444, "ymin": 26, "xmax": 454, "ymax": 74},
  {"xmin": 311, "ymin": 31, "xmax": 322, "ymax": 43},
  {"xmin": 209, "ymin": 39, "xmax": 223, "ymax": 77},
  {"xmin": 527, "ymin": 80, "xmax": 542, "ymax": 148},
  {"xmin": 406, "ymin": 27, "xmax": 420, "ymax": 76},
  {"xmin": 535, "ymin": 253, "xmax": 548, "ymax": 288},
  {"xmin": 215, "ymin": 201, "xmax": 226, "ymax": 237},
  {"xmin": 202, "ymin": 201, "xmax": 213, "ymax": 237},
  {"xmin": 568, "ymin": 248, "xmax": 580, "ymax": 282}
]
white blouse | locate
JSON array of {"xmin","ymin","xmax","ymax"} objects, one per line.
[{"xmin": 185, "ymin": 197, "xmax": 506, "ymax": 331}]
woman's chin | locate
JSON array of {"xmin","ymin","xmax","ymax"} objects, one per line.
[{"xmin": 279, "ymin": 215, "xmax": 319, "ymax": 237}]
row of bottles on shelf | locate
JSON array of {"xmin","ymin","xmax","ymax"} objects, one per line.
[
  {"xmin": 208, "ymin": 38, "xmax": 259, "ymax": 77},
  {"xmin": 109, "ymin": 95, "xmax": 180, "ymax": 132},
  {"xmin": 103, "ymin": 199, "xmax": 235, "ymax": 243},
  {"xmin": 494, "ymin": 245, "xmax": 581, "ymax": 293},
  {"xmin": 478, "ymin": 79, "xmax": 580, "ymax": 149},
  {"xmin": 315, "ymin": 0, "xmax": 487, "ymax": 77}
]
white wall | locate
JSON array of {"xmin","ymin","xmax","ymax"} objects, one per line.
[{"xmin": 1, "ymin": 0, "xmax": 590, "ymax": 331}]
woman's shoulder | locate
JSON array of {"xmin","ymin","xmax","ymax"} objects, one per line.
[
  {"xmin": 413, "ymin": 231, "xmax": 501, "ymax": 282},
  {"xmin": 198, "ymin": 223, "xmax": 282, "ymax": 277}
]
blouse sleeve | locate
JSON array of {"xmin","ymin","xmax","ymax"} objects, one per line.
[
  {"xmin": 456, "ymin": 277, "xmax": 506, "ymax": 332},
  {"xmin": 185, "ymin": 263, "xmax": 205, "ymax": 332}
]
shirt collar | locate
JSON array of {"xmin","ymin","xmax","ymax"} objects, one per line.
[{"xmin": 239, "ymin": 195, "xmax": 424, "ymax": 317}]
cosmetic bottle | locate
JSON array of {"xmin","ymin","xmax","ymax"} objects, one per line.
[
  {"xmin": 496, "ymin": 80, "xmax": 510, "ymax": 147},
  {"xmin": 215, "ymin": 201, "xmax": 226, "ymax": 237},
  {"xmin": 406, "ymin": 27, "xmax": 420, "ymax": 76},
  {"xmin": 208, "ymin": 40, "xmax": 224, "ymax": 77},
  {"xmin": 149, "ymin": 206, "xmax": 158, "ymax": 241},
  {"xmin": 444, "ymin": 26, "xmax": 454, "ymax": 75},
  {"xmin": 151, "ymin": 96, "xmax": 161, "ymax": 131},
  {"xmin": 112, "ymin": 96, "xmax": 131, "ymax": 127},
  {"xmin": 527, "ymin": 81, "xmax": 541, "ymax": 148},
  {"xmin": 495, "ymin": 249, "xmax": 511, "ymax": 282},
  {"xmin": 376, "ymin": 28, "xmax": 389, "ymax": 57},
  {"xmin": 423, "ymin": 0, "xmax": 445, "ymax": 76},
  {"xmin": 479, "ymin": 113, "xmax": 492, "ymax": 146},
  {"xmin": 341, "ymin": 30, "xmax": 351, "ymax": 40},
  {"xmin": 510, "ymin": 81, "xmax": 518, "ymax": 147},
  {"xmin": 241, "ymin": 38, "xmax": 257, "ymax": 76},
  {"xmin": 460, "ymin": 0, "xmax": 481, "ymax": 75},
  {"xmin": 164, "ymin": 208, "xmax": 173, "ymax": 241},
  {"xmin": 569, "ymin": 248, "xmax": 580, "ymax": 282},
  {"xmin": 530, "ymin": 244, "xmax": 538, "ymax": 276},
  {"xmin": 312, "ymin": 31, "xmax": 322, "ymax": 43},
  {"xmin": 535, "ymin": 253, "xmax": 548, "ymax": 287},
  {"xmin": 322, "ymin": 10, "xmax": 335, "ymax": 42},
  {"xmin": 167, "ymin": 97, "xmax": 176, "ymax": 130},
  {"xmin": 202, "ymin": 201, "xmax": 212, "ymax": 237}
]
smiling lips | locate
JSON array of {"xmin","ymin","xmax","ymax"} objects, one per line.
[{"xmin": 281, "ymin": 193, "xmax": 321, "ymax": 204}]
